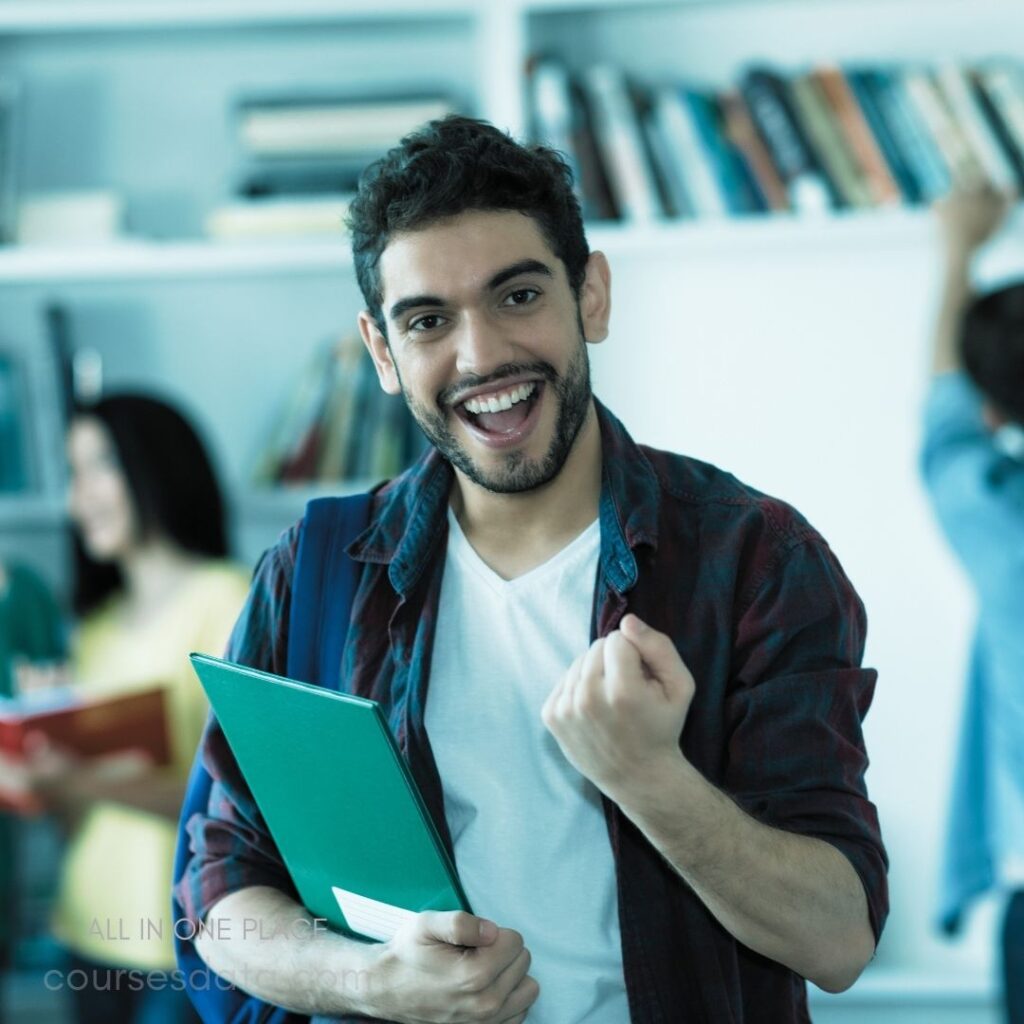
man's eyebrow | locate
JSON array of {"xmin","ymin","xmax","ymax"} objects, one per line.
[
  {"xmin": 389, "ymin": 294, "xmax": 445, "ymax": 322},
  {"xmin": 486, "ymin": 258, "xmax": 554, "ymax": 291}
]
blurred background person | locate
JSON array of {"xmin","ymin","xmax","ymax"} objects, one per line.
[
  {"xmin": 9, "ymin": 393, "xmax": 249, "ymax": 1024},
  {"xmin": 0, "ymin": 559, "xmax": 66, "ymax": 1022},
  {"xmin": 923, "ymin": 186, "xmax": 1024, "ymax": 1024}
]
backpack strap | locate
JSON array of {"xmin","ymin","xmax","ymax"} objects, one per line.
[
  {"xmin": 287, "ymin": 493, "xmax": 372, "ymax": 689},
  {"xmin": 173, "ymin": 492, "xmax": 372, "ymax": 1022}
]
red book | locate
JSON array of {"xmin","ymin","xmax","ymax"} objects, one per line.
[{"xmin": 0, "ymin": 687, "xmax": 170, "ymax": 814}]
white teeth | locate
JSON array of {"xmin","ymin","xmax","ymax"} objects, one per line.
[{"xmin": 462, "ymin": 382, "xmax": 537, "ymax": 416}]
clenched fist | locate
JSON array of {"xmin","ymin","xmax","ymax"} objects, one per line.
[{"xmin": 540, "ymin": 614, "xmax": 694, "ymax": 800}]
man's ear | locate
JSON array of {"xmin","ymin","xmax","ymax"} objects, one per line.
[
  {"xmin": 358, "ymin": 310, "xmax": 402, "ymax": 395},
  {"xmin": 579, "ymin": 251, "xmax": 612, "ymax": 345}
]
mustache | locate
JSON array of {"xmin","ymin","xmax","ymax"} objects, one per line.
[{"xmin": 439, "ymin": 362, "xmax": 558, "ymax": 409}]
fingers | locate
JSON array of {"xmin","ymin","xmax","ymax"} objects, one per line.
[
  {"xmin": 484, "ymin": 973, "xmax": 540, "ymax": 1024},
  {"xmin": 416, "ymin": 910, "xmax": 498, "ymax": 948},
  {"xmin": 488, "ymin": 943, "xmax": 531, "ymax": 1007},
  {"xmin": 619, "ymin": 615, "xmax": 685, "ymax": 683}
]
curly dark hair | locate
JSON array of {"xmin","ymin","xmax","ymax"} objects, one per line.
[
  {"xmin": 346, "ymin": 115, "xmax": 589, "ymax": 333},
  {"xmin": 961, "ymin": 282, "xmax": 1024, "ymax": 425}
]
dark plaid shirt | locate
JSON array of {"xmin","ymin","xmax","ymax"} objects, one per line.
[{"xmin": 177, "ymin": 400, "xmax": 888, "ymax": 1024}]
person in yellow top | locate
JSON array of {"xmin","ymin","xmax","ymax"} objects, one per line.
[{"xmin": 27, "ymin": 393, "xmax": 248, "ymax": 1023}]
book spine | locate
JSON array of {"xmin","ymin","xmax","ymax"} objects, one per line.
[
  {"xmin": 814, "ymin": 65, "xmax": 902, "ymax": 206},
  {"xmin": 787, "ymin": 73, "xmax": 870, "ymax": 208},
  {"xmin": 529, "ymin": 58, "xmax": 586, "ymax": 201},
  {"xmin": 719, "ymin": 90, "xmax": 790, "ymax": 213},
  {"xmin": 631, "ymin": 79, "xmax": 687, "ymax": 218},
  {"xmin": 739, "ymin": 68, "xmax": 834, "ymax": 213},
  {"xmin": 978, "ymin": 65, "xmax": 1024, "ymax": 181},
  {"xmin": 846, "ymin": 68, "xmax": 923, "ymax": 205},
  {"xmin": 582, "ymin": 65, "xmax": 662, "ymax": 222},
  {"xmin": 684, "ymin": 90, "xmax": 755, "ymax": 215},
  {"xmin": 936, "ymin": 64, "xmax": 1017, "ymax": 191},
  {"xmin": 652, "ymin": 86, "xmax": 728, "ymax": 218},
  {"xmin": 970, "ymin": 69, "xmax": 1024, "ymax": 192},
  {"xmin": 881, "ymin": 72, "xmax": 952, "ymax": 200},
  {"xmin": 903, "ymin": 69, "xmax": 987, "ymax": 189},
  {"xmin": 568, "ymin": 76, "xmax": 620, "ymax": 221}
]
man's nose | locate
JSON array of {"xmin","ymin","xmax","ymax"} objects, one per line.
[{"xmin": 454, "ymin": 309, "xmax": 518, "ymax": 378}]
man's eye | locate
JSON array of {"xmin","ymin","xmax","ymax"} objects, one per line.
[
  {"xmin": 504, "ymin": 288, "xmax": 540, "ymax": 307},
  {"xmin": 409, "ymin": 314, "xmax": 446, "ymax": 333}
]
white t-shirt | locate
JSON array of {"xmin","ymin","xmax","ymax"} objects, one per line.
[{"xmin": 424, "ymin": 509, "xmax": 630, "ymax": 1023}]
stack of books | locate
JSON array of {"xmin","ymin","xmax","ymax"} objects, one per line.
[
  {"xmin": 252, "ymin": 334, "xmax": 427, "ymax": 485},
  {"xmin": 527, "ymin": 58, "xmax": 1024, "ymax": 222},
  {"xmin": 207, "ymin": 92, "xmax": 456, "ymax": 240}
]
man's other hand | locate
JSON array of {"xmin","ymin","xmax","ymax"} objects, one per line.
[{"xmin": 369, "ymin": 910, "xmax": 539, "ymax": 1024}]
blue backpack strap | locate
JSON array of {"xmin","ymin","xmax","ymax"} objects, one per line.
[
  {"xmin": 287, "ymin": 494, "xmax": 372, "ymax": 689},
  {"xmin": 173, "ymin": 492, "xmax": 372, "ymax": 1023}
]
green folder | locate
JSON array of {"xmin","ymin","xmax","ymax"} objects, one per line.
[{"xmin": 189, "ymin": 653, "xmax": 471, "ymax": 942}]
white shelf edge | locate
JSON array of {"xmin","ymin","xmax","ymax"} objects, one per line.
[
  {"xmin": 0, "ymin": 238, "xmax": 354, "ymax": 284},
  {"xmin": 0, "ymin": 0, "xmax": 478, "ymax": 33},
  {"xmin": 0, "ymin": 211, "xmax": 935, "ymax": 284},
  {"xmin": 3, "ymin": 207, "xmax": 1021, "ymax": 284}
]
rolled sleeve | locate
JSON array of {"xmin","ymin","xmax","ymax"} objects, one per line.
[
  {"xmin": 174, "ymin": 525, "xmax": 302, "ymax": 925},
  {"xmin": 725, "ymin": 534, "xmax": 889, "ymax": 944}
]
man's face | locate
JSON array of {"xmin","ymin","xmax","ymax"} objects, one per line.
[{"xmin": 360, "ymin": 210, "xmax": 610, "ymax": 494}]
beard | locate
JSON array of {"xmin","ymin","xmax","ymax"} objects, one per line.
[{"xmin": 398, "ymin": 333, "xmax": 592, "ymax": 495}]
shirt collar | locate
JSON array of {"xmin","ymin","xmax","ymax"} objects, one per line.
[{"xmin": 347, "ymin": 397, "xmax": 661, "ymax": 596}]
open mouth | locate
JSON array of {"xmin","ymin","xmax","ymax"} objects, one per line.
[{"xmin": 452, "ymin": 380, "xmax": 544, "ymax": 447}]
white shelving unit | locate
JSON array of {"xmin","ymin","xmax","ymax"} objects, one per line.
[{"xmin": 2, "ymin": 4, "xmax": 1023, "ymax": 1009}]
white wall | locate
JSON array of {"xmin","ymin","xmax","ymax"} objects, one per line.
[{"xmin": 590, "ymin": 214, "xmax": 1024, "ymax": 987}]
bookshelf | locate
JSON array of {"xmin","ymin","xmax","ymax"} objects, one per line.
[{"xmin": 1, "ymin": 1, "xmax": 1023, "ymax": 1002}]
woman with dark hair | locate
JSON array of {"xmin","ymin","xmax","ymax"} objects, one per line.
[{"xmin": 28, "ymin": 393, "xmax": 248, "ymax": 1024}]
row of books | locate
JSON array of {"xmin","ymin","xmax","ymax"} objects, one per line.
[
  {"xmin": 252, "ymin": 334, "xmax": 427, "ymax": 485},
  {"xmin": 207, "ymin": 92, "xmax": 456, "ymax": 240},
  {"xmin": 527, "ymin": 58, "xmax": 1024, "ymax": 221}
]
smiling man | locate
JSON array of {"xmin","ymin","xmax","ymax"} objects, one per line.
[{"xmin": 176, "ymin": 116, "xmax": 888, "ymax": 1023}]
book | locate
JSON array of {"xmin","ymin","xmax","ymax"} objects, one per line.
[
  {"xmin": 237, "ymin": 95, "xmax": 455, "ymax": 159},
  {"xmin": 568, "ymin": 75, "xmax": 620, "ymax": 221},
  {"xmin": 788, "ymin": 73, "xmax": 871, "ymax": 208},
  {"xmin": 903, "ymin": 68, "xmax": 987, "ymax": 189},
  {"xmin": 190, "ymin": 654, "xmax": 471, "ymax": 941},
  {"xmin": 0, "ymin": 78, "xmax": 19, "ymax": 245},
  {"xmin": 813, "ymin": 65, "xmax": 902, "ymax": 207},
  {"xmin": 0, "ymin": 686, "xmax": 170, "ymax": 815},
  {"xmin": 631, "ymin": 80, "xmax": 688, "ymax": 218},
  {"xmin": 582, "ymin": 65, "xmax": 662, "ymax": 222},
  {"xmin": 686, "ymin": 91, "xmax": 764, "ymax": 215},
  {"xmin": 845, "ymin": 69, "xmax": 924, "ymax": 205},
  {"xmin": 740, "ymin": 67, "xmax": 834, "ymax": 213},
  {"xmin": 975, "ymin": 65, "xmax": 1024, "ymax": 190},
  {"xmin": 204, "ymin": 195, "xmax": 353, "ymax": 241},
  {"xmin": 528, "ymin": 58, "xmax": 585, "ymax": 196},
  {"xmin": 936, "ymin": 64, "xmax": 1018, "ymax": 192},
  {"xmin": 719, "ymin": 90, "xmax": 790, "ymax": 213},
  {"xmin": 876, "ymin": 70, "xmax": 952, "ymax": 201},
  {"xmin": 652, "ymin": 84, "xmax": 728, "ymax": 218}
]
